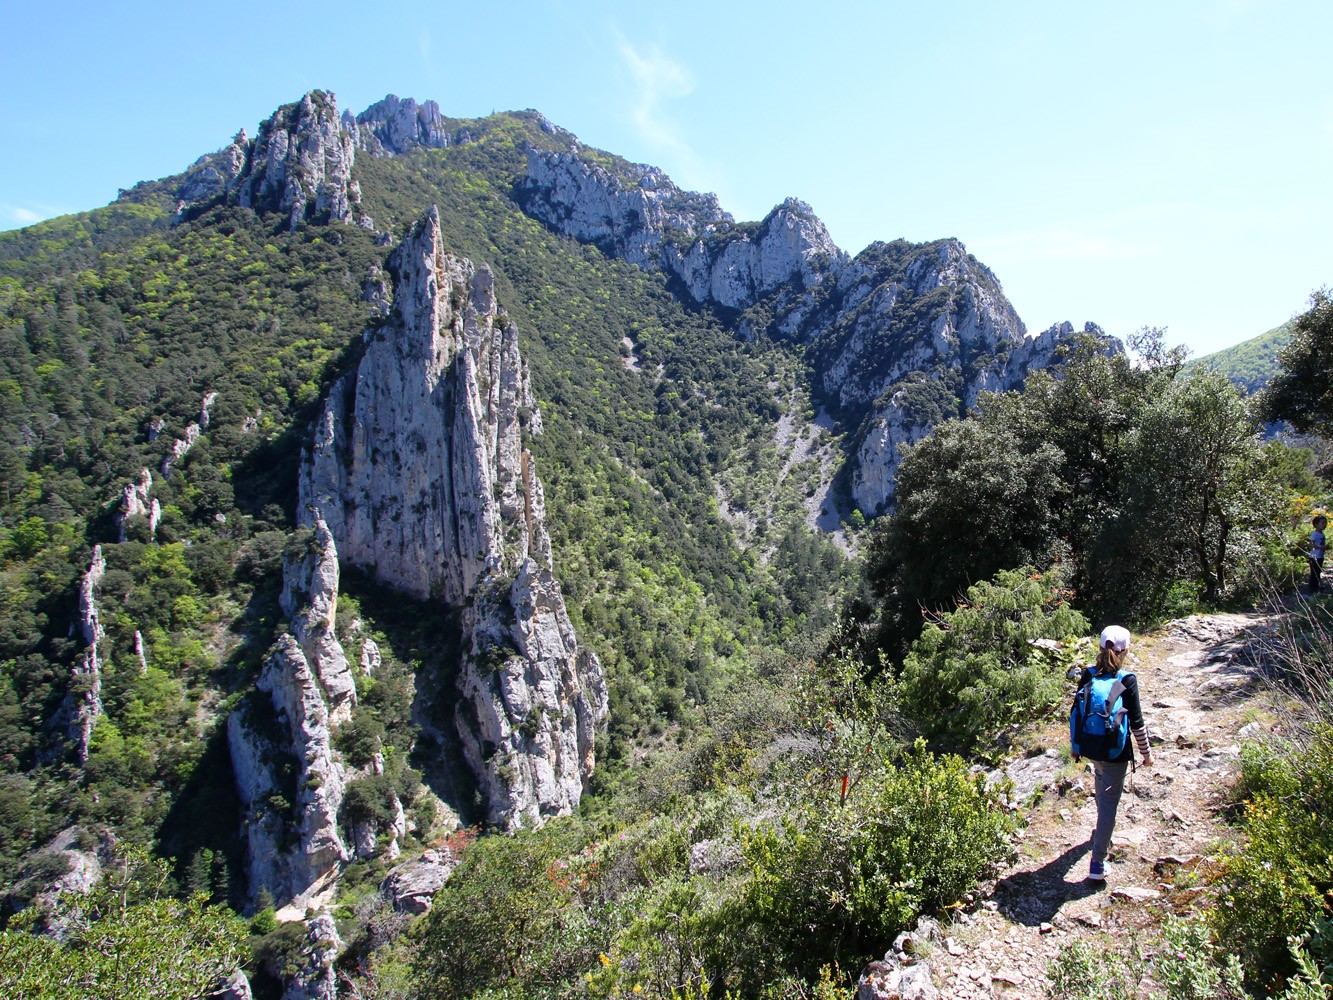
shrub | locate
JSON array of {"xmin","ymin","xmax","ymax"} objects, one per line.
[
  {"xmin": 1211, "ymin": 724, "xmax": 1333, "ymax": 986},
  {"xmin": 1047, "ymin": 937, "xmax": 1144, "ymax": 1000},
  {"xmin": 738, "ymin": 740, "xmax": 1015, "ymax": 976},
  {"xmin": 0, "ymin": 849, "xmax": 245, "ymax": 1000},
  {"xmin": 896, "ymin": 567, "xmax": 1088, "ymax": 756},
  {"xmin": 341, "ymin": 774, "xmax": 399, "ymax": 828},
  {"xmin": 1152, "ymin": 915, "xmax": 1245, "ymax": 999},
  {"xmin": 410, "ymin": 821, "xmax": 596, "ymax": 1000}
]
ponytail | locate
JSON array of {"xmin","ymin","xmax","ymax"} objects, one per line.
[{"xmin": 1096, "ymin": 645, "xmax": 1127, "ymax": 675}]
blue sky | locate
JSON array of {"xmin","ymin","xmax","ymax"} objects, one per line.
[{"xmin": 2, "ymin": 0, "xmax": 1330, "ymax": 356}]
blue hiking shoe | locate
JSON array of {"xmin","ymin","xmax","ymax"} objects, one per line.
[{"xmin": 1088, "ymin": 859, "xmax": 1106, "ymax": 882}]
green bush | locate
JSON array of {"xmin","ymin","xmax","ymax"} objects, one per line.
[
  {"xmin": 1047, "ymin": 938, "xmax": 1144, "ymax": 1000},
  {"xmin": 0, "ymin": 849, "xmax": 245, "ymax": 1000},
  {"xmin": 738, "ymin": 740, "xmax": 1015, "ymax": 976},
  {"xmin": 1211, "ymin": 724, "xmax": 1333, "ymax": 987},
  {"xmin": 1152, "ymin": 915, "xmax": 1245, "ymax": 999},
  {"xmin": 896, "ymin": 567, "xmax": 1088, "ymax": 756},
  {"xmin": 410, "ymin": 821, "xmax": 596, "ymax": 1000}
]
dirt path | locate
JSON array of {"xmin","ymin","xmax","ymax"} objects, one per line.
[{"xmin": 913, "ymin": 610, "xmax": 1287, "ymax": 999}]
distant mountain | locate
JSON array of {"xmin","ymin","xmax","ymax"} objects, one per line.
[{"xmin": 1188, "ymin": 318, "xmax": 1296, "ymax": 393}]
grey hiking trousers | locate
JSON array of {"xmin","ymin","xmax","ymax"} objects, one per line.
[{"xmin": 1090, "ymin": 760, "xmax": 1129, "ymax": 864}]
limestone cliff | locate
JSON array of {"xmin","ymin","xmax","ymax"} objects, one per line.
[
  {"xmin": 806, "ymin": 240, "xmax": 1101, "ymax": 515},
  {"xmin": 55, "ymin": 547, "xmax": 106, "ymax": 763},
  {"xmin": 161, "ymin": 392, "xmax": 219, "ymax": 477},
  {"xmin": 264, "ymin": 911, "xmax": 342, "ymax": 1000},
  {"xmin": 175, "ymin": 130, "xmax": 249, "ymax": 208},
  {"xmin": 301, "ymin": 206, "xmax": 607, "ymax": 829},
  {"xmin": 227, "ymin": 521, "xmax": 358, "ymax": 907},
  {"xmin": 517, "ymin": 144, "xmax": 1100, "ymax": 512},
  {"xmin": 346, "ymin": 95, "xmax": 475, "ymax": 156},
  {"xmin": 518, "ymin": 149, "xmax": 844, "ymax": 319},
  {"xmin": 113, "ymin": 468, "xmax": 160, "ymax": 542},
  {"xmin": 177, "ymin": 91, "xmax": 368, "ymax": 231}
]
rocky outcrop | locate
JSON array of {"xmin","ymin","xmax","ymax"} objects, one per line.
[
  {"xmin": 176, "ymin": 91, "xmax": 369, "ymax": 231},
  {"xmin": 518, "ymin": 147, "xmax": 727, "ymax": 270},
  {"xmin": 667, "ymin": 198, "xmax": 846, "ymax": 316},
  {"xmin": 208, "ymin": 970, "xmax": 255, "ymax": 1000},
  {"xmin": 176, "ymin": 131, "xmax": 249, "ymax": 208},
  {"xmin": 457, "ymin": 559, "xmax": 607, "ymax": 828},
  {"xmin": 857, "ymin": 917, "xmax": 946, "ymax": 1000},
  {"xmin": 301, "ymin": 207, "xmax": 607, "ymax": 828},
  {"xmin": 228, "ymin": 522, "xmax": 356, "ymax": 908},
  {"xmin": 133, "ymin": 630, "xmax": 148, "ymax": 675},
  {"xmin": 518, "ymin": 149, "xmax": 844, "ymax": 319},
  {"xmin": 280, "ymin": 912, "xmax": 343, "ymax": 1000},
  {"xmin": 281, "ymin": 521, "xmax": 357, "ymax": 727},
  {"xmin": 57, "ymin": 547, "xmax": 106, "ymax": 763},
  {"xmin": 516, "ymin": 144, "xmax": 1108, "ymax": 512},
  {"xmin": 233, "ymin": 91, "xmax": 363, "ymax": 231},
  {"xmin": 161, "ymin": 392, "xmax": 218, "ymax": 477},
  {"xmin": 381, "ymin": 848, "xmax": 459, "ymax": 914},
  {"xmin": 346, "ymin": 95, "xmax": 473, "ymax": 156},
  {"xmin": 114, "ymin": 468, "xmax": 160, "ymax": 542},
  {"xmin": 807, "ymin": 240, "xmax": 1103, "ymax": 515},
  {"xmin": 363, "ymin": 264, "xmax": 392, "ymax": 317}
]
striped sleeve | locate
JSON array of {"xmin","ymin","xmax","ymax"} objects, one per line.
[
  {"xmin": 1123, "ymin": 673, "xmax": 1152, "ymax": 758},
  {"xmin": 1131, "ymin": 721, "xmax": 1152, "ymax": 758}
]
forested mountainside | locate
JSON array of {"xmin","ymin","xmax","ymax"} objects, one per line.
[
  {"xmin": 0, "ymin": 92, "xmax": 854, "ymax": 901},
  {"xmin": 6, "ymin": 88, "xmax": 1329, "ymax": 1000},
  {"xmin": 1189, "ymin": 317, "xmax": 1296, "ymax": 392}
]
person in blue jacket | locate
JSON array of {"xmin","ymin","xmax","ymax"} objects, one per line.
[{"xmin": 1072, "ymin": 625, "xmax": 1154, "ymax": 882}]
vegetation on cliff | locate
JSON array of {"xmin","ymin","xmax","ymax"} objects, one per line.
[{"xmin": 1, "ymin": 93, "xmax": 1331, "ymax": 1000}]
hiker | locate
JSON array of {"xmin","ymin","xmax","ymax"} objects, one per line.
[
  {"xmin": 1070, "ymin": 625, "xmax": 1153, "ymax": 882},
  {"xmin": 1309, "ymin": 512, "xmax": 1327, "ymax": 593}
]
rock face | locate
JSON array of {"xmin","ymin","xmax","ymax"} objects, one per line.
[
  {"xmin": 857, "ymin": 917, "xmax": 946, "ymax": 1000},
  {"xmin": 228, "ymin": 522, "xmax": 358, "ymax": 907},
  {"xmin": 234, "ymin": 91, "xmax": 362, "ymax": 231},
  {"xmin": 301, "ymin": 207, "xmax": 607, "ymax": 829},
  {"xmin": 805, "ymin": 241, "xmax": 1108, "ymax": 515},
  {"xmin": 176, "ymin": 131, "xmax": 249, "ymax": 208},
  {"xmin": 114, "ymin": 468, "xmax": 159, "ymax": 542},
  {"xmin": 56, "ymin": 546, "xmax": 106, "ymax": 763},
  {"xmin": 177, "ymin": 90, "xmax": 1105, "ymax": 514},
  {"xmin": 177, "ymin": 91, "xmax": 368, "ymax": 232},
  {"xmin": 161, "ymin": 392, "xmax": 218, "ymax": 477},
  {"xmin": 280, "ymin": 912, "xmax": 343, "ymax": 1000},
  {"xmin": 208, "ymin": 970, "xmax": 255, "ymax": 1000},
  {"xmin": 516, "ymin": 146, "xmax": 1103, "ymax": 512},
  {"xmin": 381, "ymin": 847, "xmax": 459, "ymax": 914},
  {"xmin": 346, "ymin": 95, "xmax": 473, "ymax": 155},
  {"xmin": 518, "ymin": 150, "xmax": 844, "ymax": 317}
]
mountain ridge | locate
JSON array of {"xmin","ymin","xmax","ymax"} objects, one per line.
[{"xmin": 0, "ymin": 86, "xmax": 1129, "ymax": 999}]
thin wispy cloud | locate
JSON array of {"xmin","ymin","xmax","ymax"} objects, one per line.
[
  {"xmin": 616, "ymin": 35, "xmax": 695, "ymax": 151},
  {"xmin": 612, "ymin": 34, "xmax": 733, "ymax": 206},
  {"xmin": 1, "ymin": 202, "xmax": 67, "ymax": 230}
]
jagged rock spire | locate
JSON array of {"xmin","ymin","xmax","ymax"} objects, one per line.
[{"xmin": 300, "ymin": 206, "xmax": 606, "ymax": 829}]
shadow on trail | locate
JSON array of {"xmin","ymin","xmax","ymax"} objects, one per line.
[{"xmin": 992, "ymin": 843, "xmax": 1105, "ymax": 926}]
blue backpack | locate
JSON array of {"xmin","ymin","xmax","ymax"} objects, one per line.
[{"xmin": 1070, "ymin": 671, "xmax": 1131, "ymax": 761}]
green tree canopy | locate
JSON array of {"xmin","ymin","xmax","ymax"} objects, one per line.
[
  {"xmin": 1262, "ymin": 289, "xmax": 1333, "ymax": 433},
  {"xmin": 0, "ymin": 849, "xmax": 246, "ymax": 1000}
]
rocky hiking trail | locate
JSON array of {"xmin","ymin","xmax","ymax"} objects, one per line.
[{"xmin": 862, "ymin": 609, "xmax": 1292, "ymax": 1000}]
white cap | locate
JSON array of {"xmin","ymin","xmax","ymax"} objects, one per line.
[{"xmin": 1099, "ymin": 625, "xmax": 1131, "ymax": 652}]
